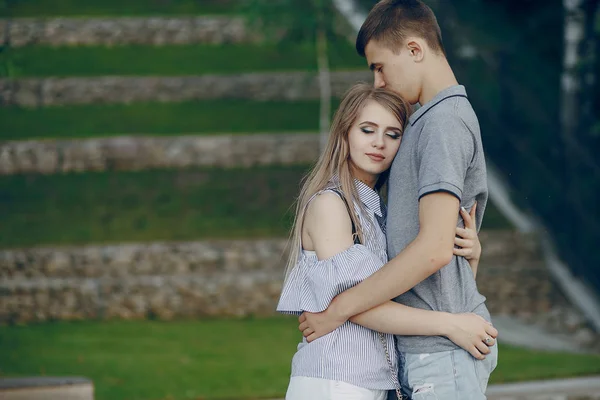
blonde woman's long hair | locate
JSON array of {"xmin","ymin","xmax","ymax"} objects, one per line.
[{"xmin": 284, "ymin": 83, "xmax": 411, "ymax": 281}]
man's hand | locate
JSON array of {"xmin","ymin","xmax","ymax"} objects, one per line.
[{"xmin": 298, "ymin": 307, "xmax": 347, "ymax": 342}]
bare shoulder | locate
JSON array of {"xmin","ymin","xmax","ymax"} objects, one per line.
[{"xmin": 303, "ymin": 191, "xmax": 354, "ymax": 260}]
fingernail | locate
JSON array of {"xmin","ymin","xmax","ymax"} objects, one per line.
[{"xmin": 461, "ymin": 206, "xmax": 467, "ymax": 212}]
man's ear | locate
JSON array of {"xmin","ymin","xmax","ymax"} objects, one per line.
[{"xmin": 406, "ymin": 39, "xmax": 424, "ymax": 62}]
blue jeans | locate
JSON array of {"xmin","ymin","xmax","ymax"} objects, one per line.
[{"xmin": 388, "ymin": 345, "xmax": 498, "ymax": 400}]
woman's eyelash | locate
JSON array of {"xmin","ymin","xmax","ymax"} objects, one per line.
[{"xmin": 361, "ymin": 128, "xmax": 374, "ymax": 134}]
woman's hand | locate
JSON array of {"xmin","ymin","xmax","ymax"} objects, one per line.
[
  {"xmin": 443, "ymin": 312, "xmax": 498, "ymax": 360},
  {"xmin": 454, "ymin": 202, "xmax": 481, "ymax": 277}
]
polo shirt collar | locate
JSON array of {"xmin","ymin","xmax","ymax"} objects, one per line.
[{"xmin": 408, "ymin": 85, "xmax": 467, "ymax": 126}]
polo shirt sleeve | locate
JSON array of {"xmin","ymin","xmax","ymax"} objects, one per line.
[
  {"xmin": 276, "ymin": 244, "xmax": 385, "ymax": 314},
  {"xmin": 416, "ymin": 113, "xmax": 475, "ymax": 201}
]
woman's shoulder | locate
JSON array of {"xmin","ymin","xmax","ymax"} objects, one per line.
[
  {"xmin": 305, "ymin": 190, "xmax": 348, "ymax": 224},
  {"xmin": 304, "ymin": 190, "xmax": 355, "ymax": 260}
]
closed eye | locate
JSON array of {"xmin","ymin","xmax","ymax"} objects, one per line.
[{"xmin": 361, "ymin": 127, "xmax": 374, "ymax": 134}]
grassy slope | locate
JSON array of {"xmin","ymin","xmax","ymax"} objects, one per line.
[
  {"xmin": 3, "ymin": 41, "xmax": 365, "ymax": 78},
  {"xmin": 1, "ymin": 0, "xmax": 242, "ymax": 17},
  {"xmin": 1, "ymin": 318, "xmax": 599, "ymax": 400},
  {"xmin": 0, "ymin": 100, "xmax": 330, "ymax": 140}
]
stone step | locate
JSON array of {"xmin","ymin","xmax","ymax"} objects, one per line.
[
  {"xmin": 0, "ymin": 132, "xmax": 319, "ymax": 175},
  {"xmin": 0, "ymin": 232, "xmax": 555, "ymax": 324},
  {"xmin": 492, "ymin": 315, "xmax": 585, "ymax": 353},
  {"xmin": 0, "ymin": 70, "xmax": 370, "ymax": 107},
  {"xmin": 0, "ymin": 377, "xmax": 93, "ymax": 400},
  {"xmin": 0, "ymin": 16, "xmax": 252, "ymax": 47},
  {"xmin": 486, "ymin": 376, "xmax": 600, "ymax": 400}
]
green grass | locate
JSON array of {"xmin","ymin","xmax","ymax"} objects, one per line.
[
  {"xmin": 0, "ymin": 100, "xmax": 331, "ymax": 141},
  {"xmin": 2, "ymin": 41, "xmax": 365, "ymax": 78},
  {"xmin": 1, "ymin": 0, "xmax": 242, "ymax": 17},
  {"xmin": 0, "ymin": 166, "xmax": 511, "ymax": 248},
  {"xmin": 0, "ymin": 166, "xmax": 307, "ymax": 248},
  {"xmin": 1, "ymin": 318, "xmax": 599, "ymax": 400}
]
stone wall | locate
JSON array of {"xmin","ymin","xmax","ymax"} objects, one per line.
[
  {"xmin": 0, "ymin": 133, "xmax": 319, "ymax": 175},
  {"xmin": 0, "ymin": 232, "xmax": 562, "ymax": 323},
  {"xmin": 3, "ymin": 231, "xmax": 596, "ymax": 348},
  {"xmin": 0, "ymin": 71, "xmax": 371, "ymax": 107},
  {"xmin": 0, "ymin": 16, "xmax": 253, "ymax": 47},
  {"xmin": 0, "ymin": 240, "xmax": 288, "ymax": 322}
]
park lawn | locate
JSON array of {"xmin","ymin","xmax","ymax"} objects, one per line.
[
  {"xmin": 1, "ymin": 0, "xmax": 242, "ymax": 17},
  {"xmin": 0, "ymin": 100, "xmax": 332, "ymax": 141},
  {"xmin": 0, "ymin": 166, "xmax": 511, "ymax": 249},
  {"xmin": 0, "ymin": 166, "xmax": 305, "ymax": 248},
  {"xmin": 1, "ymin": 318, "xmax": 600, "ymax": 400},
  {"xmin": 2, "ymin": 41, "xmax": 365, "ymax": 78}
]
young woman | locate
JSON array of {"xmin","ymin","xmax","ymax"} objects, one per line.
[{"xmin": 277, "ymin": 84, "xmax": 497, "ymax": 400}]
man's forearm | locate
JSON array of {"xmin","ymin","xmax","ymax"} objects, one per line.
[
  {"xmin": 330, "ymin": 235, "xmax": 452, "ymax": 320},
  {"xmin": 349, "ymin": 301, "xmax": 452, "ymax": 336}
]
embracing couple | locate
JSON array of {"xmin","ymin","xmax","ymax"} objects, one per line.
[{"xmin": 277, "ymin": 0, "xmax": 498, "ymax": 399}]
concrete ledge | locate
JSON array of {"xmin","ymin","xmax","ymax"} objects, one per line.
[
  {"xmin": 487, "ymin": 376, "xmax": 600, "ymax": 399},
  {"xmin": 0, "ymin": 16, "xmax": 252, "ymax": 47},
  {"xmin": 0, "ymin": 71, "xmax": 371, "ymax": 107},
  {"xmin": 0, "ymin": 132, "xmax": 319, "ymax": 175},
  {"xmin": 0, "ymin": 377, "xmax": 93, "ymax": 400}
]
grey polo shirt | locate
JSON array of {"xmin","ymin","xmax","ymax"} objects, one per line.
[{"xmin": 386, "ymin": 85, "xmax": 491, "ymax": 354}]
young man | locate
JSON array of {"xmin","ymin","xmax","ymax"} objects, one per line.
[{"xmin": 298, "ymin": 0, "xmax": 497, "ymax": 398}]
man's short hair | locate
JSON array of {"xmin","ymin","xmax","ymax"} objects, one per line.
[{"xmin": 356, "ymin": 0, "xmax": 445, "ymax": 57}]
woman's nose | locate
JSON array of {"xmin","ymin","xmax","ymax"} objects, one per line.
[{"xmin": 373, "ymin": 134, "xmax": 385, "ymax": 149}]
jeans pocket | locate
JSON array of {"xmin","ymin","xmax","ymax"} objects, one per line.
[{"xmin": 473, "ymin": 345, "xmax": 498, "ymax": 393}]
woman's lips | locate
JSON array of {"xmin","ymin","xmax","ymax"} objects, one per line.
[{"xmin": 366, "ymin": 153, "xmax": 385, "ymax": 162}]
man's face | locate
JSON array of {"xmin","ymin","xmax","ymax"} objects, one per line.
[{"xmin": 365, "ymin": 39, "xmax": 421, "ymax": 105}]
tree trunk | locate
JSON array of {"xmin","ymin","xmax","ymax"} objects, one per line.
[
  {"xmin": 316, "ymin": 24, "xmax": 331, "ymax": 153},
  {"xmin": 561, "ymin": 0, "xmax": 586, "ymax": 222},
  {"xmin": 580, "ymin": 0, "xmax": 599, "ymax": 129},
  {"xmin": 561, "ymin": 0, "xmax": 585, "ymax": 145}
]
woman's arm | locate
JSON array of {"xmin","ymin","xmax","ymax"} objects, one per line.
[
  {"xmin": 347, "ymin": 301, "xmax": 497, "ymax": 360},
  {"xmin": 453, "ymin": 202, "xmax": 481, "ymax": 278}
]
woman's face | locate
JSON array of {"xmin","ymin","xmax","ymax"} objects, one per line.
[{"xmin": 347, "ymin": 100, "xmax": 403, "ymax": 187}]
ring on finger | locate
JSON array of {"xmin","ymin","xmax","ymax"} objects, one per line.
[{"xmin": 484, "ymin": 336, "xmax": 493, "ymax": 345}]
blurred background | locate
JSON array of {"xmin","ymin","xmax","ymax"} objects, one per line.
[{"xmin": 0, "ymin": 0, "xmax": 599, "ymax": 399}]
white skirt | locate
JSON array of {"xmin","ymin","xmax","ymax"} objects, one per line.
[{"xmin": 286, "ymin": 376, "xmax": 387, "ymax": 400}]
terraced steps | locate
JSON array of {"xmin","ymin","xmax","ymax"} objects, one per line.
[
  {"xmin": 0, "ymin": 231, "xmax": 549, "ymax": 323},
  {"xmin": 0, "ymin": 133, "xmax": 319, "ymax": 175},
  {"xmin": 0, "ymin": 16, "xmax": 251, "ymax": 47},
  {"xmin": 0, "ymin": 71, "xmax": 370, "ymax": 106}
]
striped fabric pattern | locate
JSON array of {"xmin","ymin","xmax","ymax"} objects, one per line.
[{"xmin": 277, "ymin": 180, "xmax": 398, "ymax": 390}]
